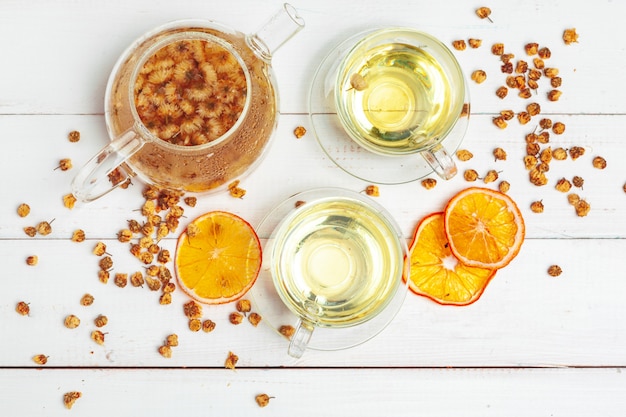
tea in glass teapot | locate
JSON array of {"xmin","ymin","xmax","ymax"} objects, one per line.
[{"xmin": 72, "ymin": 4, "xmax": 304, "ymax": 202}]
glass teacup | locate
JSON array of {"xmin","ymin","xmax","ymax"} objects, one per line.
[
  {"xmin": 251, "ymin": 188, "xmax": 409, "ymax": 358},
  {"xmin": 334, "ymin": 28, "xmax": 467, "ymax": 180}
]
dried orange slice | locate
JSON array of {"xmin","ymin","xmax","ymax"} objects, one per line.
[
  {"xmin": 444, "ymin": 187, "xmax": 525, "ymax": 270},
  {"xmin": 408, "ymin": 212, "xmax": 496, "ymax": 305},
  {"xmin": 175, "ymin": 211, "xmax": 262, "ymax": 304}
]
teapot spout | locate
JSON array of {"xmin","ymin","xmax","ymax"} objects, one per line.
[{"xmin": 246, "ymin": 3, "xmax": 304, "ymax": 62}]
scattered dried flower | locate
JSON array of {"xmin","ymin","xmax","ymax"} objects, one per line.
[
  {"xmin": 225, "ymin": 351, "xmax": 239, "ymax": 369},
  {"xmin": 80, "ymin": 294, "xmax": 94, "ymax": 306},
  {"xmin": 63, "ymin": 193, "xmax": 77, "ymax": 209},
  {"xmin": 165, "ymin": 334, "xmax": 179, "ymax": 347},
  {"xmin": 57, "ymin": 158, "xmax": 73, "ymax": 171},
  {"xmin": 568, "ymin": 193, "xmax": 581, "ymax": 206},
  {"xmin": 464, "ymin": 169, "xmax": 479, "ymax": 182},
  {"xmin": 525, "ymin": 42, "xmax": 539, "ymax": 55},
  {"xmin": 64, "ymin": 315, "xmax": 80, "ymax": 329},
  {"xmin": 202, "ymin": 319, "xmax": 216, "ymax": 333},
  {"xmin": 293, "ymin": 126, "xmax": 307, "ymax": 138},
  {"xmin": 552, "ymin": 147, "xmax": 568, "ymax": 160},
  {"xmin": 158, "ymin": 345, "xmax": 172, "ymax": 358},
  {"xmin": 229, "ymin": 312, "xmax": 244, "ymax": 325},
  {"xmin": 159, "ymin": 292, "xmax": 172, "ymax": 305},
  {"xmin": 483, "ymin": 169, "xmax": 499, "ymax": 184},
  {"xmin": 228, "ymin": 180, "xmax": 246, "ymax": 198},
  {"xmin": 93, "ymin": 242, "xmax": 107, "ymax": 256},
  {"xmin": 16, "ymin": 301, "xmax": 30, "ymax": 316},
  {"xmin": 468, "ymin": 38, "xmax": 482, "ymax": 48},
  {"xmin": 476, "ymin": 7, "xmax": 493, "ymax": 21},
  {"xmin": 492, "ymin": 116, "xmax": 508, "ymax": 129},
  {"xmin": 255, "ymin": 394, "xmax": 272, "ymax": 408},
  {"xmin": 349, "ymin": 73, "xmax": 368, "ymax": 91},
  {"xmin": 517, "ymin": 111, "xmax": 531, "ymax": 125},
  {"xmin": 544, "ymin": 67, "xmax": 559, "ymax": 78},
  {"xmin": 456, "ymin": 149, "xmax": 473, "ymax": 161},
  {"xmin": 491, "ymin": 43, "xmax": 504, "ymax": 55},
  {"xmin": 547, "ymin": 90, "xmax": 562, "ymax": 102},
  {"xmin": 555, "ymin": 178, "xmax": 572, "ymax": 193},
  {"xmin": 452, "ymin": 40, "xmax": 467, "ymax": 51},
  {"xmin": 188, "ymin": 318, "xmax": 201, "ymax": 331},
  {"xmin": 183, "ymin": 300, "xmax": 203, "ymax": 319},
  {"xmin": 572, "ymin": 176, "xmax": 584, "ymax": 188},
  {"xmin": 421, "ymin": 178, "xmax": 437, "ymax": 190},
  {"xmin": 236, "ymin": 299, "xmax": 252, "ymax": 313},
  {"xmin": 68, "ymin": 131, "xmax": 81, "ymax": 143},
  {"xmin": 184, "ymin": 196, "xmax": 197, "ymax": 207},
  {"xmin": 17, "ymin": 203, "xmax": 30, "ymax": 217},
  {"xmin": 569, "ymin": 146, "xmax": 585, "ymax": 160},
  {"xmin": 575, "ymin": 199, "xmax": 591, "ymax": 217},
  {"xmin": 500, "ymin": 110, "xmax": 515, "ymax": 121},
  {"xmin": 563, "ymin": 28, "xmax": 579, "ymax": 45},
  {"xmin": 471, "ymin": 70, "xmax": 487, "ymax": 83},
  {"xmin": 94, "ymin": 315, "xmax": 108, "ymax": 328},
  {"xmin": 365, "ymin": 185, "xmax": 380, "ymax": 197},
  {"xmin": 279, "ymin": 325, "xmax": 295, "ymax": 339},
  {"xmin": 36, "ymin": 221, "xmax": 53, "ymax": 236},
  {"xmin": 592, "ymin": 156, "xmax": 607, "ymax": 169},
  {"xmin": 114, "ymin": 273, "xmax": 128, "ymax": 288},
  {"xmin": 498, "ymin": 181, "xmax": 510, "ymax": 193},
  {"xmin": 71, "ymin": 229, "xmax": 86, "ymax": 243},
  {"xmin": 248, "ymin": 312, "xmax": 262, "ymax": 327},
  {"xmin": 26, "ymin": 255, "xmax": 38, "ymax": 266},
  {"xmin": 495, "ymin": 86, "xmax": 508, "ymax": 99},
  {"xmin": 538, "ymin": 47, "xmax": 551, "ymax": 59},
  {"xmin": 548, "ymin": 265, "xmax": 563, "ymax": 277},
  {"xmin": 63, "ymin": 391, "xmax": 82, "ymax": 409},
  {"xmin": 32, "ymin": 354, "xmax": 49, "ymax": 365},
  {"xmin": 530, "ymin": 200, "xmax": 544, "ymax": 213}
]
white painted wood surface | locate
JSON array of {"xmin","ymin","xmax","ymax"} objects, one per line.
[{"xmin": 1, "ymin": 0, "xmax": 625, "ymax": 415}]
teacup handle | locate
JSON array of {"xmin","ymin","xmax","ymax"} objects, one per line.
[
  {"xmin": 421, "ymin": 143, "xmax": 458, "ymax": 180},
  {"xmin": 71, "ymin": 128, "xmax": 145, "ymax": 203},
  {"xmin": 288, "ymin": 319, "xmax": 315, "ymax": 358}
]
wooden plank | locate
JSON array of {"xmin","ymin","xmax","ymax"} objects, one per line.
[
  {"xmin": 2, "ymin": 238, "xmax": 625, "ymax": 367},
  {"xmin": 0, "ymin": 0, "xmax": 623, "ymax": 115},
  {"xmin": 0, "ymin": 368, "xmax": 624, "ymax": 417}
]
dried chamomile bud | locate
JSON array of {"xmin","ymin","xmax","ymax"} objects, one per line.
[
  {"xmin": 592, "ymin": 156, "xmax": 607, "ymax": 169},
  {"xmin": 26, "ymin": 255, "xmax": 38, "ymax": 266},
  {"xmin": 255, "ymin": 394, "xmax": 272, "ymax": 408},
  {"xmin": 225, "ymin": 351, "xmax": 239, "ymax": 370},
  {"xmin": 529, "ymin": 168, "xmax": 548, "ymax": 186},
  {"xmin": 495, "ymin": 86, "xmax": 508, "ymax": 99},
  {"xmin": 63, "ymin": 193, "xmax": 77, "ymax": 209},
  {"xmin": 188, "ymin": 318, "xmax": 201, "ymax": 331},
  {"xmin": 552, "ymin": 122, "xmax": 565, "ymax": 135},
  {"xmin": 91, "ymin": 330, "xmax": 105, "ymax": 345},
  {"xmin": 57, "ymin": 158, "xmax": 73, "ymax": 171},
  {"xmin": 544, "ymin": 67, "xmax": 559, "ymax": 78},
  {"xmin": 572, "ymin": 176, "xmax": 584, "ymax": 188},
  {"xmin": 491, "ymin": 43, "xmax": 504, "ymax": 55},
  {"xmin": 32, "ymin": 354, "xmax": 49, "ymax": 365},
  {"xmin": 228, "ymin": 180, "xmax": 246, "ymax": 198},
  {"xmin": 293, "ymin": 126, "xmax": 307, "ymax": 138},
  {"xmin": 471, "ymin": 69, "xmax": 487, "ymax": 84},
  {"xmin": 159, "ymin": 292, "xmax": 172, "ymax": 305},
  {"xmin": 202, "ymin": 319, "xmax": 216, "ymax": 333},
  {"xmin": 165, "ymin": 334, "xmax": 179, "ymax": 347},
  {"xmin": 523, "ymin": 155, "xmax": 538, "ymax": 170},
  {"xmin": 158, "ymin": 345, "xmax": 172, "ymax": 358},
  {"xmin": 63, "ymin": 391, "xmax": 82, "ymax": 409},
  {"xmin": 365, "ymin": 185, "xmax": 379, "ymax": 197},
  {"xmin": 279, "ymin": 325, "xmax": 295, "ymax": 339},
  {"xmin": 64, "ymin": 315, "xmax": 80, "ymax": 329},
  {"xmin": 476, "ymin": 7, "xmax": 493, "ymax": 21},
  {"xmin": 464, "ymin": 169, "xmax": 479, "ymax": 182},
  {"xmin": 552, "ymin": 147, "xmax": 568, "ymax": 160},
  {"xmin": 515, "ymin": 60, "xmax": 528, "ymax": 74},
  {"xmin": 575, "ymin": 199, "xmax": 591, "ymax": 217},
  {"xmin": 236, "ymin": 299, "xmax": 252, "ymax": 313},
  {"xmin": 569, "ymin": 147, "xmax": 585, "ymax": 160},
  {"xmin": 452, "ymin": 40, "xmax": 467, "ymax": 51},
  {"xmin": 526, "ymin": 102, "xmax": 541, "ymax": 117},
  {"xmin": 563, "ymin": 28, "xmax": 579, "ymax": 45},
  {"xmin": 530, "ymin": 201, "xmax": 544, "ymax": 213},
  {"xmin": 421, "ymin": 178, "xmax": 437, "ymax": 190},
  {"xmin": 538, "ymin": 47, "xmax": 551, "ymax": 59},
  {"xmin": 500, "ymin": 110, "xmax": 515, "ymax": 121},
  {"xmin": 183, "ymin": 300, "xmax": 203, "ymax": 319},
  {"xmin": 498, "ymin": 181, "xmax": 510, "ymax": 194},
  {"xmin": 229, "ymin": 312, "xmax": 244, "ymax": 325},
  {"xmin": 525, "ymin": 42, "xmax": 539, "ymax": 55},
  {"xmin": 93, "ymin": 242, "xmax": 107, "ymax": 256},
  {"xmin": 456, "ymin": 149, "xmax": 473, "ymax": 161},
  {"xmin": 548, "ymin": 265, "xmax": 563, "ymax": 277},
  {"xmin": 547, "ymin": 90, "xmax": 562, "ymax": 102},
  {"xmin": 114, "ymin": 273, "xmax": 128, "ymax": 288},
  {"xmin": 16, "ymin": 301, "xmax": 30, "ymax": 316},
  {"xmin": 492, "ymin": 116, "xmax": 508, "ymax": 129},
  {"xmin": 555, "ymin": 178, "xmax": 572, "ymax": 193},
  {"xmin": 517, "ymin": 111, "xmax": 531, "ymax": 125},
  {"xmin": 248, "ymin": 312, "xmax": 262, "ymax": 327},
  {"xmin": 37, "ymin": 221, "xmax": 53, "ymax": 236},
  {"xmin": 468, "ymin": 38, "xmax": 482, "ymax": 48},
  {"xmin": 71, "ymin": 229, "xmax": 86, "ymax": 243},
  {"xmin": 184, "ymin": 196, "xmax": 197, "ymax": 207},
  {"xmin": 483, "ymin": 170, "xmax": 499, "ymax": 184},
  {"xmin": 17, "ymin": 203, "xmax": 30, "ymax": 217},
  {"xmin": 68, "ymin": 130, "xmax": 81, "ymax": 143},
  {"xmin": 80, "ymin": 294, "xmax": 94, "ymax": 306},
  {"xmin": 94, "ymin": 315, "xmax": 108, "ymax": 327}
]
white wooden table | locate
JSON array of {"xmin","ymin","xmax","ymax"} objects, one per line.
[{"xmin": 2, "ymin": 0, "xmax": 625, "ymax": 415}]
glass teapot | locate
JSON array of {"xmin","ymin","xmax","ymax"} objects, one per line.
[{"xmin": 72, "ymin": 4, "xmax": 304, "ymax": 202}]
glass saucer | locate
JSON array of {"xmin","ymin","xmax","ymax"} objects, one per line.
[
  {"xmin": 248, "ymin": 188, "xmax": 409, "ymax": 352},
  {"xmin": 307, "ymin": 28, "xmax": 470, "ymax": 184}
]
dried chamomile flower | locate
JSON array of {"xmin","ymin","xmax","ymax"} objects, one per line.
[
  {"xmin": 158, "ymin": 345, "xmax": 172, "ymax": 358},
  {"xmin": 555, "ymin": 178, "xmax": 572, "ymax": 193},
  {"xmin": 364, "ymin": 185, "xmax": 379, "ymax": 197},
  {"xmin": 94, "ymin": 315, "xmax": 108, "ymax": 327},
  {"xmin": 515, "ymin": 60, "xmax": 528, "ymax": 74},
  {"xmin": 533, "ymin": 58, "xmax": 545, "ymax": 69},
  {"xmin": 563, "ymin": 28, "xmax": 579, "ymax": 45},
  {"xmin": 547, "ymin": 90, "xmax": 562, "ymax": 102},
  {"xmin": 572, "ymin": 176, "xmax": 584, "ymax": 188},
  {"xmin": 162, "ymin": 282, "xmax": 176, "ymax": 293},
  {"xmin": 349, "ymin": 73, "xmax": 368, "ymax": 91},
  {"xmin": 529, "ymin": 168, "xmax": 548, "ymax": 186},
  {"xmin": 575, "ymin": 199, "xmax": 591, "ymax": 217},
  {"xmin": 569, "ymin": 146, "xmax": 585, "ymax": 160},
  {"xmin": 538, "ymin": 47, "xmax": 551, "ymax": 59},
  {"xmin": 476, "ymin": 7, "xmax": 493, "ymax": 21},
  {"xmin": 98, "ymin": 270, "xmax": 110, "ymax": 284},
  {"xmin": 80, "ymin": 294, "xmax": 94, "ymax": 306},
  {"xmin": 236, "ymin": 299, "xmax": 252, "ymax": 313},
  {"xmin": 471, "ymin": 69, "xmax": 487, "ymax": 83},
  {"xmin": 68, "ymin": 130, "xmax": 81, "ymax": 142},
  {"xmin": 17, "ymin": 203, "xmax": 30, "ymax": 217},
  {"xmin": 468, "ymin": 38, "xmax": 482, "ymax": 48},
  {"xmin": 225, "ymin": 351, "xmax": 239, "ymax": 370},
  {"xmin": 183, "ymin": 197, "xmax": 197, "ymax": 208},
  {"xmin": 32, "ymin": 354, "xmax": 49, "ymax": 365},
  {"xmin": 63, "ymin": 391, "xmax": 82, "ymax": 409},
  {"xmin": 528, "ymin": 68, "xmax": 542, "ymax": 81},
  {"xmin": 160, "ymin": 292, "xmax": 172, "ymax": 305},
  {"xmin": 456, "ymin": 149, "xmax": 473, "ymax": 161},
  {"xmin": 551, "ymin": 122, "xmax": 565, "ymax": 135},
  {"xmin": 71, "ymin": 229, "xmax": 86, "ymax": 243},
  {"xmin": 64, "ymin": 314, "xmax": 81, "ymax": 329},
  {"xmin": 518, "ymin": 88, "xmax": 532, "ymax": 99},
  {"xmin": 57, "ymin": 158, "xmax": 73, "ymax": 171},
  {"xmin": 228, "ymin": 180, "xmax": 246, "ymax": 198},
  {"xmin": 498, "ymin": 181, "xmax": 510, "ymax": 193},
  {"xmin": 526, "ymin": 143, "xmax": 540, "ymax": 156},
  {"xmin": 421, "ymin": 178, "xmax": 437, "ymax": 190},
  {"xmin": 202, "ymin": 319, "xmax": 216, "ymax": 333},
  {"xmin": 279, "ymin": 325, "xmax": 295, "ymax": 339},
  {"xmin": 183, "ymin": 300, "xmax": 203, "ymax": 319},
  {"xmin": 523, "ymin": 155, "xmax": 538, "ymax": 170},
  {"xmin": 552, "ymin": 147, "xmax": 568, "ymax": 160},
  {"xmin": 63, "ymin": 193, "xmax": 77, "ymax": 209},
  {"xmin": 539, "ymin": 147, "xmax": 552, "ymax": 164},
  {"xmin": 495, "ymin": 86, "xmax": 508, "ymax": 99},
  {"xmin": 539, "ymin": 118, "xmax": 552, "ymax": 130},
  {"xmin": 93, "ymin": 242, "xmax": 107, "ymax": 256},
  {"xmin": 464, "ymin": 169, "xmax": 479, "ymax": 182},
  {"xmin": 26, "ymin": 255, "xmax": 38, "ymax": 266},
  {"xmin": 91, "ymin": 330, "xmax": 105, "ymax": 345},
  {"xmin": 157, "ymin": 249, "xmax": 171, "ymax": 264},
  {"xmin": 551, "ymin": 77, "xmax": 562, "ymax": 88},
  {"xmin": 491, "ymin": 43, "xmax": 504, "ymax": 56},
  {"xmin": 526, "ymin": 103, "xmax": 541, "ymax": 117},
  {"xmin": 293, "ymin": 126, "xmax": 307, "ymax": 138},
  {"xmin": 530, "ymin": 200, "xmax": 544, "ymax": 213},
  {"xmin": 165, "ymin": 334, "xmax": 179, "ymax": 347},
  {"xmin": 492, "ymin": 116, "xmax": 507, "ymax": 129},
  {"xmin": 501, "ymin": 61, "xmax": 513, "ymax": 74},
  {"xmin": 500, "ymin": 110, "xmax": 515, "ymax": 121},
  {"xmin": 517, "ymin": 112, "xmax": 531, "ymax": 125},
  {"xmin": 188, "ymin": 318, "xmax": 202, "ymax": 331},
  {"xmin": 229, "ymin": 312, "xmax": 244, "ymax": 325},
  {"xmin": 139, "ymin": 251, "xmax": 154, "ymax": 265},
  {"xmin": 592, "ymin": 156, "xmax": 607, "ymax": 169},
  {"xmin": 146, "ymin": 276, "xmax": 161, "ymax": 291},
  {"xmin": 548, "ymin": 265, "xmax": 563, "ymax": 277},
  {"xmin": 544, "ymin": 68, "xmax": 559, "ymax": 78},
  {"xmin": 537, "ymin": 131, "xmax": 550, "ymax": 144},
  {"xmin": 248, "ymin": 312, "xmax": 262, "ymax": 327},
  {"xmin": 525, "ymin": 42, "xmax": 539, "ymax": 55},
  {"xmin": 452, "ymin": 40, "xmax": 467, "ymax": 51},
  {"xmin": 36, "ymin": 220, "xmax": 53, "ymax": 236},
  {"xmin": 255, "ymin": 394, "xmax": 273, "ymax": 408},
  {"xmin": 114, "ymin": 273, "xmax": 128, "ymax": 288},
  {"xmin": 16, "ymin": 301, "xmax": 30, "ymax": 316},
  {"xmin": 483, "ymin": 170, "xmax": 499, "ymax": 184},
  {"xmin": 501, "ymin": 53, "xmax": 515, "ymax": 64}
]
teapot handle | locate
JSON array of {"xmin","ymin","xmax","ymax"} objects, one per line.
[
  {"xmin": 287, "ymin": 318, "xmax": 314, "ymax": 358},
  {"xmin": 71, "ymin": 128, "xmax": 145, "ymax": 203}
]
